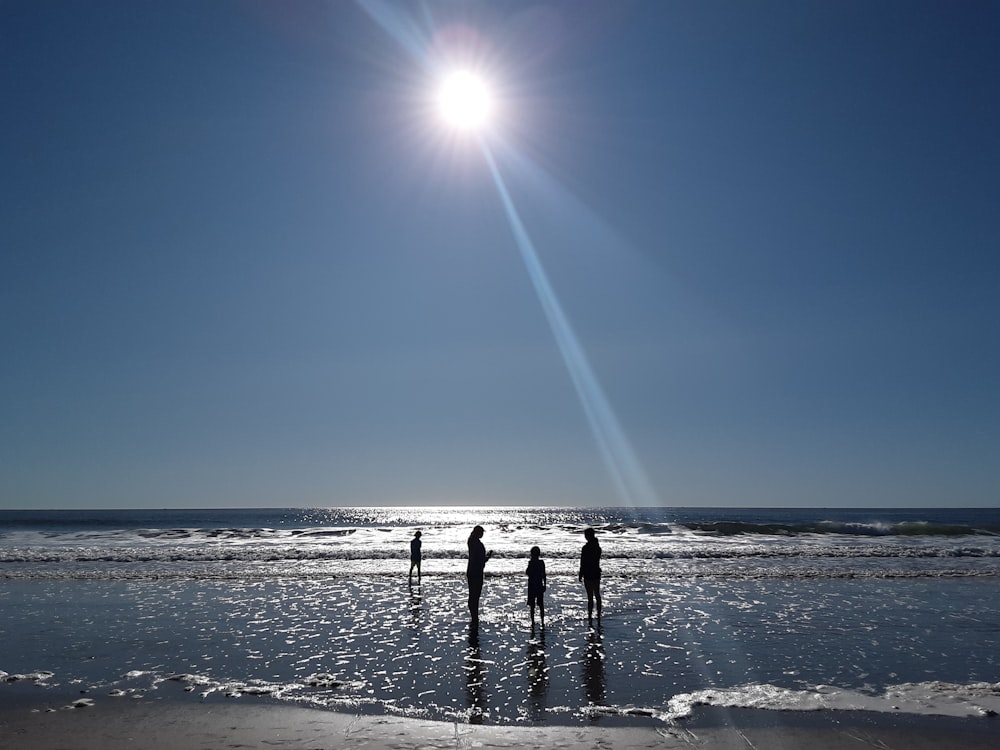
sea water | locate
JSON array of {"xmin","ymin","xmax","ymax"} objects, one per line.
[{"xmin": 2, "ymin": 506, "xmax": 999, "ymax": 725}]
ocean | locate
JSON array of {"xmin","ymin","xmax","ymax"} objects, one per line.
[{"xmin": 2, "ymin": 506, "xmax": 999, "ymax": 726}]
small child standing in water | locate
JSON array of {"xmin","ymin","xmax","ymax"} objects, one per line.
[
  {"xmin": 409, "ymin": 530, "xmax": 422, "ymax": 583},
  {"xmin": 526, "ymin": 545, "xmax": 547, "ymax": 628}
]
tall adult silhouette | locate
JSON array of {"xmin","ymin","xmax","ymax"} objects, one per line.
[
  {"xmin": 466, "ymin": 525, "xmax": 493, "ymax": 624},
  {"xmin": 526, "ymin": 545, "xmax": 547, "ymax": 628},
  {"xmin": 579, "ymin": 527, "xmax": 602, "ymax": 621}
]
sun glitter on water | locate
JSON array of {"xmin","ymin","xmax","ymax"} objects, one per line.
[{"xmin": 437, "ymin": 70, "xmax": 493, "ymax": 130}]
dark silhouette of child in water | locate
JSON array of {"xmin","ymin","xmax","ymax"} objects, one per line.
[
  {"xmin": 526, "ymin": 545, "xmax": 547, "ymax": 628},
  {"xmin": 579, "ymin": 528, "xmax": 602, "ymax": 621},
  {"xmin": 466, "ymin": 525, "xmax": 493, "ymax": 624},
  {"xmin": 409, "ymin": 530, "xmax": 422, "ymax": 583}
]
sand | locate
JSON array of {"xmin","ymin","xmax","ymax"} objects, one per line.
[{"xmin": 1, "ymin": 699, "xmax": 999, "ymax": 750}]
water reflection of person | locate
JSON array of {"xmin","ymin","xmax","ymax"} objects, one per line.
[
  {"xmin": 525, "ymin": 629, "xmax": 549, "ymax": 722},
  {"xmin": 582, "ymin": 623, "xmax": 606, "ymax": 723},
  {"xmin": 466, "ymin": 525, "xmax": 493, "ymax": 624},
  {"xmin": 579, "ymin": 528, "xmax": 602, "ymax": 622},
  {"xmin": 407, "ymin": 582, "xmax": 422, "ymax": 629},
  {"xmin": 465, "ymin": 628, "xmax": 487, "ymax": 723},
  {"xmin": 408, "ymin": 530, "xmax": 422, "ymax": 584}
]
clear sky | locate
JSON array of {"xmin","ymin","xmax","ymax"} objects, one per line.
[{"xmin": 2, "ymin": 0, "xmax": 997, "ymax": 510}]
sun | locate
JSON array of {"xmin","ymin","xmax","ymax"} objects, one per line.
[{"xmin": 438, "ymin": 70, "xmax": 493, "ymax": 131}]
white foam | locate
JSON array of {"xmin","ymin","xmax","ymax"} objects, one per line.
[
  {"xmin": 663, "ymin": 681, "xmax": 1000, "ymax": 721},
  {"xmin": 1, "ymin": 670, "xmax": 55, "ymax": 683}
]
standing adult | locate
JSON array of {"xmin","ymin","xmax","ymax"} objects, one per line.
[
  {"xmin": 466, "ymin": 525, "xmax": 493, "ymax": 623},
  {"xmin": 409, "ymin": 530, "xmax": 422, "ymax": 584},
  {"xmin": 579, "ymin": 527, "xmax": 602, "ymax": 621}
]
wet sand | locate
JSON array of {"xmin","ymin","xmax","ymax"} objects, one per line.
[{"xmin": 1, "ymin": 698, "xmax": 999, "ymax": 750}]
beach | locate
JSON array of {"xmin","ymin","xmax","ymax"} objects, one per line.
[
  {"xmin": 3, "ymin": 696, "xmax": 1000, "ymax": 749},
  {"xmin": 2, "ymin": 507, "xmax": 1000, "ymax": 747}
]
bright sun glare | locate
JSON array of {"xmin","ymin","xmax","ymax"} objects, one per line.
[{"xmin": 438, "ymin": 70, "xmax": 492, "ymax": 131}]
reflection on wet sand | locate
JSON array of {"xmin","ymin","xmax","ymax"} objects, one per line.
[
  {"xmin": 43, "ymin": 573, "xmax": 991, "ymax": 727},
  {"xmin": 582, "ymin": 623, "xmax": 606, "ymax": 722},
  {"xmin": 407, "ymin": 582, "xmax": 422, "ymax": 629},
  {"xmin": 465, "ymin": 627, "xmax": 487, "ymax": 723},
  {"xmin": 525, "ymin": 626, "xmax": 549, "ymax": 721}
]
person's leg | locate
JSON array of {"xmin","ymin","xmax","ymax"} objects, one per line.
[
  {"xmin": 594, "ymin": 578, "xmax": 602, "ymax": 617},
  {"xmin": 468, "ymin": 576, "xmax": 483, "ymax": 621},
  {"xmin": 584, "ymin": 579, "xmax": 595, "ymax": 619},
  {"xmin": 539, "ymin": 595, "xmax": 545, "ymax": 627}
]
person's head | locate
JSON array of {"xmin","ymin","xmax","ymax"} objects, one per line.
[
  {"xmin": 530, "ymin": 545, "xmax": 541, "ymax": 559},
  {"xmin": 414, "ymin": 530, "xmax": 421, "ymax": 538},
  {"xmin": 583, "ymin": 528, "xmax": 596, "ymax": 541},
  {"xmin": 470, "ymin": 525, "xmax": 485, "ymax": 541}
]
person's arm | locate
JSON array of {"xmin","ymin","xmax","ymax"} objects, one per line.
[{"xmin": 473, "ymin": 542, "xmax": 491, "ymax": 570}]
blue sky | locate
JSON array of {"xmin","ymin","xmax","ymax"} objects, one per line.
[{"xmin": 2, "ymin": 0, "xmax": 997, "ymax": 509}]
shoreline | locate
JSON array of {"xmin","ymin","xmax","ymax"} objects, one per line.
[{"xmin": 1, "ymin": 696, "xmax": 999, "ymax": 750}]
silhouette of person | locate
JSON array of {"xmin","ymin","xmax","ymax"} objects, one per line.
[
  {"xmin": 466, "ymin": 525, "xmax": 493, "ymax": 624},
  {"xmin": 579, "ymin": 528, "xmax": 602, "ymax": 621},
  {"xmin": 409, "ymin": 530, "xmax": 422, "ymax": 584},
  {"xmin": 526, "ymin": 545, "xmax": 547, "ymax": 628}
]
